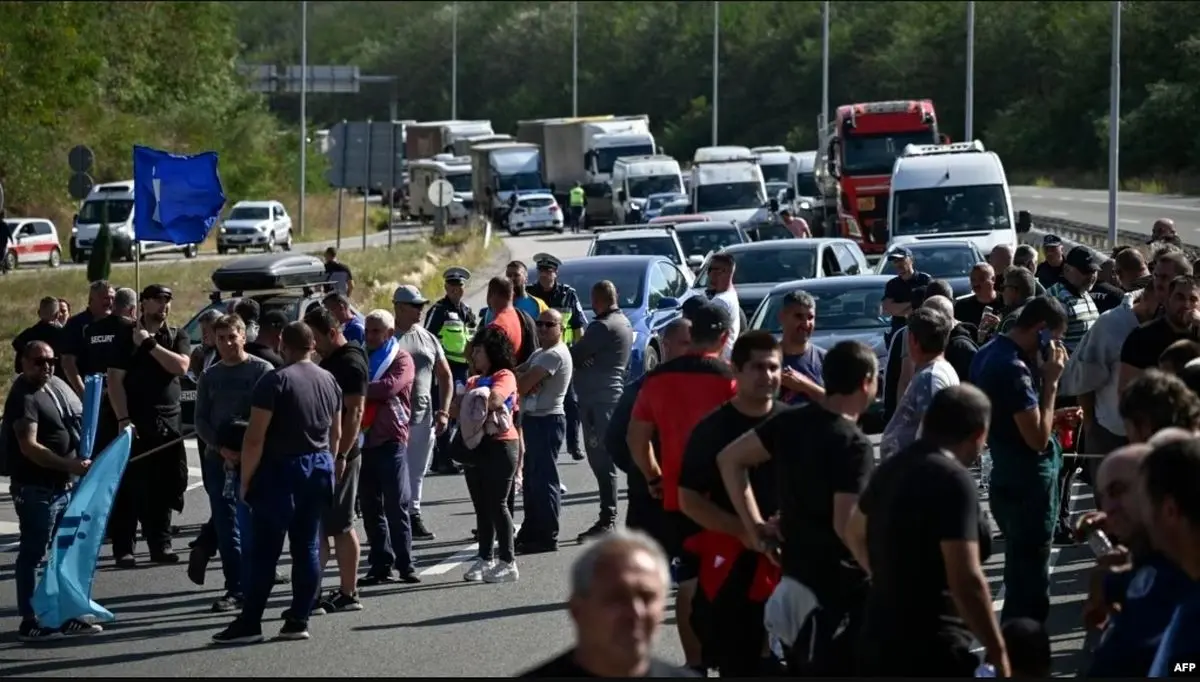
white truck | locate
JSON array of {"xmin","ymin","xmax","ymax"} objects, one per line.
[
  {"xmin": 693, "ymin": 146, "xmax": 753, "ymax": 164},
  {"xmin": 405, "ymin": 120, "xmax": 495, "ymax": 160},
  {"xmin": 470, "ymin": 142, "xmax": 545, "ymax": 226},
  {"xmin": 409, "ymin": 154, "xmax": 474, "ymax": 223},
  {"xmin": 611, "ymin": 155, "xmax": 684, "ymax": 224},
  {"xmin": 688, "ymin": 158, "xmax": 769, "ymax": 225},
  {"xmin": 752, "ymin": 148, "xmax": 793, "ymax": 191},
  {"xmin": 70, "ymin": 180, "xmax": 201, "ymax": 263},
  {"xmin": 453, "ymin": 133, "xmax": 513, "ymax": 156}
]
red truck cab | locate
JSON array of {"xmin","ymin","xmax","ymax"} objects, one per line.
[{"xmin": 825, "ymin": 100, "xmax": 946, "ymax": 255}]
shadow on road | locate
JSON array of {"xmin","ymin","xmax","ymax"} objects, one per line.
[{"xmin": 352, "ymin": 600, "xmax": 565, "ymax": 630}]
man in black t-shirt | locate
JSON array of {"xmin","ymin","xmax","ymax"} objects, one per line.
[
  {"xmin": 306, "ymin": 306, "xmax": 369, "ymax": 613},
  {"xmin": 847, "ymin": 384, "xmax": 1009, "ymax": 677},
  {"xmin": 60, "ymin": 280, "xmax": 114, "ymax": 395},
  {"xmin": 718, "ymin": 339, "xmax": 878, "ymax": 676},
  {"xmin": 4, "ymin": 341, "xmax": 102, "ymax": 641},
  {"xmin": 245, "ymin": 310, "xmax": 287, "ymax": 368},
  {"xmin": 882, "ymin": 247, "xmax": 932, "ymax": 337},
  {"xmin": 1036, "ymin": 234, "xmax": 1065, "ymax": 289},
  {"xmin": 1119, "ymin": 274, "xmax": 1200, "ymax": 392},
  {"xmin": 678, "ymin": 331, "xmax": 785, "ymax": 676},
  {"xmin": 106, "ymin": 285, "xmax": 192, "ymax": 568},
  {"xmin": 11, "ymin": 297, "xmax": 66, "ymax": 377},
  {"xmin": 520, "ymin": 530, "xmax": 697, "ymax": 678}
]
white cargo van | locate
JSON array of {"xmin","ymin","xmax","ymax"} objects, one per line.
[
  {"xmin": 71, "ymin": 180, "xmax": 200, "ymax": 263},
  {"xmin": 692, "ymin": 146, "xmax": 753, "ymax": 164},
  {"xmin": 689, "ymin": 158, "xmax": 768, "ymax": 225},
  {"xmin": 612, "ymin": 155, "xmax": 684, "ymax": 224},
  {"xmin": 886, "ymin": 141, "xmax": 1024, "ymax": 256}
]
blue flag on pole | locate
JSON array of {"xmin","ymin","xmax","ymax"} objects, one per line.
[
  {"xmin": 32, "ymin": 427, "xmax": 134, "ymax": 629},
  {"xmin": 79, "ymin": 374, "xmax": 104, "ymax": 461},
  {"xmin": 132, "ymin": 145, "xmax": 226, "ymax": 244}
]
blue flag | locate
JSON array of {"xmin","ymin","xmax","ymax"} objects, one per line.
[
  {"xmin": 32, "ymin": 428, "xmax": 134, "ymax": 629},
  {"xmin": 132, "ymin": 145, "xmax": 226, "ymax": 244},
  {"xmin": 79, "ymin": 374, "xmax": 104, "ymax": 461}
]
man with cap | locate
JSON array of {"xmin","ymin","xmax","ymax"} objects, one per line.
[
  {"xmin": 106, "ymin": 284, "xmax": 193, "ymax": 568},
  {"xmin": 393, "ymin": 284, "xmax": 454, "ymax": 541},
  {"xmin": 1036, "ymin": 234, "xmax": 1066, "ymax": 289},
  {"xmin": 425, "ymin": 266, "xmax": 478, "ymax": 475},
  {"xmin": 881, "ymin": 246, "xmax": 932, "ymax": 341},
  {"xmin": 525, "ymin": 253, "xmax": 589, "ymax": 462},
  {"xmin": 247, "ymin": 310, "xmax": 288, "ymax": 368}
]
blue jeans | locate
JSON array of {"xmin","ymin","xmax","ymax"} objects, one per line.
[
  {"xmin": 241, "ymin": 452, "xmax": 334, "ymax": 627},
  {"xmin": 202, "ymin": 456, "xmax": 253, "ymax": 596},
  {"xmin": 360, "ymin": 441, "xmax": 414, "ymax": 575},
  {"xmin": 521, "ymin": 414, "xmax": 565, "ymax": 543},
  {"xmin": 12, "ymin": 483, "xmax": 70, "ymax": 620},
  {"xmin": 564, "ymin": 382, "xmax": 582, "ymax": 455}
]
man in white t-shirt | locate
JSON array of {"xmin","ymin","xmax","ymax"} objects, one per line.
[
  {"xmin": 880, "ymin": 307, "xmax": 960, "ymax": 459},
  {"xmin": 703, "ymin": 252, "xmax": 740, "ymax": 361}
]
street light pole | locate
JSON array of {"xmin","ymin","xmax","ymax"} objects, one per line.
[
  {"xmin": 299, "ymin": 0, "xmax": 308, "ymax": 235},
  {"xmin": 572, "ymin": 2, "xmax": 579, "ymax": 117},
  {"xmin": 712, "ymin": 1, "xmax": 719, "ymax": 146},
  {"xmin": 451, "ymin": 2, "xmax": 458, "ymax": 119},
  {"xmin": 821, "ymin": 1, "xmax": 830, "ymax": 138},
  {"xmin": 966, "ymin": 1, "xmax": 975, "ymax": 140},
  {"xmin": 1107, "ymin": 0, "xmax": 1121, "ymax": 249}
]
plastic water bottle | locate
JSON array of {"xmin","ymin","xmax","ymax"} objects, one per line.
[
  {"xmin": 222, "ymin": 468, "xmax": 237, "ymax": 500},
  {"xmin": 455, "ymin": 380, "xmax": 466, "ymax": 397},
  {"xmin": 978, "ymin": 449, "xmax": 992, "ymax": 495},
  {"xmin": 975, "ymin": 663, "xmax": 996, "ymax": 678},
  {"xmin": 1086, "ymin": 528, "xmax": 1115, "ymax": 558}
]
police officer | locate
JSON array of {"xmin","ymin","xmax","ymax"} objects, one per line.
[
  {"xmin": 106, "ymin": 284, "xmax": 192, "ymax": 568},
  {"xmin": 568, "ymin": 182, "xmax": 586, "ymax": 232},
  {"xmin": 526, "ymin": 253, "xmax": 589, "ymax": 462},
  {"xmin": 426, "ymin": 266, "xmax": 477, "ymax": 475}
]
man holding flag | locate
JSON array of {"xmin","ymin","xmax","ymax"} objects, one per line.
[{"xmin": 356, "ymin": 310, "xmax": 421, "ymax": 586}]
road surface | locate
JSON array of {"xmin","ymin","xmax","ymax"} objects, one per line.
[
  {"xmin": 1011, "ymin": 186, "xmax": 1200, "ymax": 240},
  {"xmin": 0, "ymin": 229, "xmax": 1096, "ymax": 676}
]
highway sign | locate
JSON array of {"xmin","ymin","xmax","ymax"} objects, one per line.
[
  {"xmin": 325, "ymin": 120, "xmax": 404, "ymax": 190},
  {"xmin": 68, "ymin": 172, "xmax": 95, "ymax": 201},
  {"xmin": 68, "ymin": 145, "xmax": 95, "ymax": 173},
  {"xmin": 428, "ymin": 179, "xmax": 455, "ymax": 208}
]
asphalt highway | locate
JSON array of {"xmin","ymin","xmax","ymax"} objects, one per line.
[
  {"xmin": 0, "ymin": 229, "xmax": 1097, "ymax": 677},
  {"xmin": 1011, "ymin": 185, "xmax": 1200, "ymax": 241}
]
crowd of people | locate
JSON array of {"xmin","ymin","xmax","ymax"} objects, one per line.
[{"xmin": 4, "ymin": 224, "xmax": 1200, "ymax": 677}]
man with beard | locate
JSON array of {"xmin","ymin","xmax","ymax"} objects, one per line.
[
  {"xmin": 1119, "ymin": 259, "xmax": 1199, "ymax": 391},
  {"xmin": 106, "ymin": 285, "xmax": 191, "ymax": 567},
  {"xmin": 775, "ymin": 291, "xmax": 825, "ymax": 407},
  {"xmin": 679, "ymin": 331, "xmax": 785, "ymax": 676},
  {"xmin": 955, "ymin": 263, "xmax": 1002, "ymax": 330}
]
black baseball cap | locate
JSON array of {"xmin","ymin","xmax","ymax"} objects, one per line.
[
  {"xmin": 887, "ymin": 246, "xmax": 913, "ymax": 261},
  {"xmin": 140, "ymin": 284, "xmax": 173, "ymax": 301},
  {"xmin": 1042, "ymin": 234, "xmax": 1063, "ymax": 247},
  {"xmin": 684, "ymin": 299, "xmax": 732, "ymax": 333},
  {"xmin": 261, "ymin": 310, "xmax": 289, "ymax": 330},
  {"xmin": 1065, "ymin": 246, "xmax": 1101, "ymax": 274}
]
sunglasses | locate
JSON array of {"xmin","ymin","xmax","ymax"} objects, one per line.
[
  {"xmin": 31, "ymin": 357, "xmax": 55, "ymax": 367},
  {"xmin": 535, "ymin": 321, "xmax": 559, "ymax": 329}
]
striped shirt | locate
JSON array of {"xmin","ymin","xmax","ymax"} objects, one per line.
[{"xmin": 1047, "ymin": 282, "xmax": 1100, "ymax": 354}]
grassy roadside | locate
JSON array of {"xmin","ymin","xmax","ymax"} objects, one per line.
[
  {"xmin": 0, "ymin": 226, "xmax": 496, "ymax": 381},
  {"xmin": 1012, "ymin": 170, "xmax": 1200, "ymax": 196}
]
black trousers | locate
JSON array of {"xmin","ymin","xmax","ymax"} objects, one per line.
[
  {"xmin": 691, "ymin": 552, "xmax": 772, "ymax": 676},
  {"xmin": 463, "ymin": 438, "xmax": 518, "ymax": 564},
  {"xmin": 109, "ymin": 414, "xmax": 187, "ymax": 557},
  {"xmin": 785, "ymin": 579, "xmax": 868, "ymax": 676}
]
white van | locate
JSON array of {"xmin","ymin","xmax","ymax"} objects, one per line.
[
  {"xmin": 886, "ymin": 141, "xmax": 1018, "ymax": 256},
  {"xmin": 71, "ymin": 180, "xmax": 200, "ymax": 263},
  {"xmin": 693, "ymin": 146, "xmax": 752, "ymax": 164},
  {"xmin": 612, "ymin": 155, "xmax": 684, "ymax": 224}
]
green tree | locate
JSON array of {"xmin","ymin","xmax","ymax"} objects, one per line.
[{"xmin": 88, "ymin": 213, "xmax": 113, "ymax": 283}]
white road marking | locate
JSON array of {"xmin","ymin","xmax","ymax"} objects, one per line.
[
  {"xmin": 1049, "ymin": 210, "xmax": 1070, "ymax": 217},
  {"xmin": 1078, "ymin": 197, "xmax": 1200, "ymax": 212},
  {"xmin": 418, "ymin": 524, "xmax": 523, "ymax": 577}
]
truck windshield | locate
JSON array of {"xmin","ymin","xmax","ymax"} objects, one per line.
[
  {"xmin": 78, "ymin": 198, "xmax": 134, "ymax": 224},
  {"xmin": 695, "ymin": 182, "xmax": 766, "ymax": 212},
  {"xmin": 628, "ymin": 175, "xmax": 682, "ymax": 199},
  {"xmin": 595, "ymin": 144, "xmax": 655, "ymax": 174},
  {"xmin": 760, "ymin": 163, "xmax": 789, "ymax": 183},
  {"xmin": 497, "ymin": 172, "xmax": 544, "ymax": 191},
  {"xmin": 892, "ymin": 184, "xmax": 1010, "ymax": 237},
  {"xmin": 841, "ymin": 130, "xmax": 937, "ymax": 176},
  {"xmin": 447, "ymin": 172, "xmax": 472, "ymax": 193}
]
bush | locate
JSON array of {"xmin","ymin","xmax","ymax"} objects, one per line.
[{"xmin": 88, "ymin": 221, "xmax": 113, "ymax": 283}]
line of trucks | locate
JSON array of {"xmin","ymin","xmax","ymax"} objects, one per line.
[{"xmin": 345, "ymin": 99, "xmax": 957, "ymax": 257}]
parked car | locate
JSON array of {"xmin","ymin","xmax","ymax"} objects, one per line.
[
  {"xmin": 672, "ymin": 221, "xmax": 747, "ymax": 272},
  {"xmin": 749, "ymin": 274, "xmax": 892, "ymax": 432},
  {"xmin": 217, "ymin": 200, "xmax": 294, "ymax": 254},
  {"xmin": 690, "ymin": 238, "xmax": 871, "ymax": 319},
  {"xmin": 873, "ymin": 239, "xmax": 985, "ymax": 299},
  {"xmin": 507, "ymin": 192, "xmax": 565, "ymax": 235},
  {"xmin": 2, "ymin": 217, "xmax": 62, "ymax": 269},
  {"xmin": 641, "ymin": 192, "xmax": 689, "ymax": 222},
  {"xmin": 554, "ymin": 255, "xmax": 694, "ymax": 380}
]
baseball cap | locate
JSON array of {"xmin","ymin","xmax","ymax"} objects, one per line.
[
  {"xmin": 392, "ymin": 284, "xmax": 429, "ymax": 305},
  {"xmin": 140, "ymin": 284, "xmax": 173, "ymax": 301},
  {"xmin": 684, "ymin": 299, "xmax": 732, "ymax": 334},
  {"xmin": 1042, "ymin": 234, "xmax": 1063, "ymax": 247},
  {"xmin": 886, "ymin": 246, "xmax": 913, "ymax": 261},
  {"xmin": 1065, "ymin": 246, "xmax": 1101, "ymax": 274},
  {"xmin": 261, "ymin": 310, "xmax": 289, "ymax": 330}
]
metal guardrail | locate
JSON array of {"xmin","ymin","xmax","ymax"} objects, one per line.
[{"xmin": 1029, "ymin": 214, "xmax": 1200, "ymax": 261}]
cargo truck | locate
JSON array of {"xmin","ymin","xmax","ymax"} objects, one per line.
[
  {"xmin": 408, "ymin": 154, "xmax": 474, "ymax": 223},
  {"xmin": 815, "ymin": 100, "xmax": 946, "ymax": 257},
  {"xmin": 405, "ymin": 120, "xmax": 495, "ymax": 161},
  {"xmin": 453, "ymin": 133, "xmax": 513, "ymax": 156},
  {"xmin": 470, "ymin": 142, "xmax": 545, "ymax": 226}
]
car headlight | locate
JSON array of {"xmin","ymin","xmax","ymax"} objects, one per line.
[{"xmin": 799, "ymin": 201, "xmax": 812, "ymax": 210}]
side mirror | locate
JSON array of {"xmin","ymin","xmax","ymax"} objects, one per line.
[
  {"xmin": 827, "ymin": 139, "xmax": 842, "ymax": 180},
  {"xmin": 656, "ymin": 296, "xmax": 680, "ymax": 310},
  {"xmin": 548, "ymin": 183, "xmax": 557, "ymax": 193},
  {"xmin": 940, "ymin": 134, "xmax": 951, "ymax": 145},
  {"xmin": 769, "ymin": 198, "xmax": 780, "ymax": 213},
  {"xmin": 686, "ymin": 255, "xmax": 703, "ymax": 270},
  {"xmin": 617, "ymin": 190, "xmax": 626, "ymax": 202},
  {"xmin": 784, "ymin": 187, "xmax": 796, "ymax": 201},
  {"xmin": 1016, "ymin": 210, "xmax": 1032, "ymax": 233}
]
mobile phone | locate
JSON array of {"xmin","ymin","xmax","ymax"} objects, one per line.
[{"xmin": 1038, "ymin": 328, "xmax": 1053, "ymax": 361}]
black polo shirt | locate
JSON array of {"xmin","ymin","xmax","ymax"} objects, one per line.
[
  {"xmin": 11, "ymin": 321, "xmax": 65, "ymax": 377},
  {"xmin": 245, "ymin": 341, "xmax": 285, "ymax": 369},
  {"xmin": 110, "ymin": 319, "xmax": 191, "ymax": 419},
  {"xmin": 80, "ymin": 315, "xmax": 128, "ymax": 378},
  {"xmin": 61, "ymin": 309, "xmax": 101, "ymax": 375},
  {"xmin": 884, "ymin": 271, "xmax": 932, "ymax": 334},
  {"xmin": 319, "ymin": 342, "xmax": 368, "ymax": 458}
]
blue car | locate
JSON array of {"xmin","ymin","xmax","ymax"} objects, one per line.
[
  {"xmin": 641, "ymin": 192, "xmax": 689, "ymax": 222},
  {"xmin": 555, "ymin": 255, "xmax": 695, "ymax": 380}
]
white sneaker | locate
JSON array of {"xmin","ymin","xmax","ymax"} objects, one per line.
[
  {"xmin": 559, "ymin": 483, "xmax": 568, "ymax": 494},
  {"xmin": 463, "ymin": 558, "xmax": 492, "ymax": 582},
  {"xmin": 483, "ymin": 560, "xmax": 519, "ymax": 583}
]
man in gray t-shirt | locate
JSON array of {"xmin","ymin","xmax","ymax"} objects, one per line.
[
  {"xmin": 514, "ymin": 310, "xmax": 575, "ymax": 551},
  {"xmin": 392, "ymin": 284, "xmax": 454, "ymax": 540}
]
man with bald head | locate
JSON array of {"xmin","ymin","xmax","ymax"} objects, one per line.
[
  {"xmin": 1149, "ymin": 218, "xmax": 1181, "ymax": 247},
  {"xmin": 989, "ymin": 244, "xmax": 1014, "ymax": 276},
  {"xmin": 520, "ymin": 529, "xmax": 696, "ymax": 677},
  {"xmin": 1078, "ymin": 443, "xmax": 1194, "ymax": 676},
  {"xmin": 955, "ymin": 262, "xmax": 1000, "ymax": 329}
]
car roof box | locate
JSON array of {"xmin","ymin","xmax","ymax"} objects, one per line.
[{"xmin": 211, "ymin": 253, "xmax": 327, "ymax": 293}]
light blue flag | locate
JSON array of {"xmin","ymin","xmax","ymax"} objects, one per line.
[
  {"xmin": 132, "ymin": 145, "xmax": 226, "ymax": 244},
  {"xmin": 32, "ymin": 427, "xmax": 134, "ymax": 629},
  {"xmin": 79, "ymin": 374, "xmax": 104, "ymax": 461}
]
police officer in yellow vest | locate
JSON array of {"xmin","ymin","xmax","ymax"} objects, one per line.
[
  {"xmin": 425, "ymin": 266, "xmax": 478, "ymax": 474},
  {"xmin": 525, "ymin": 253, "xmax": 589, "ymax": 461},
  {"xmin": 568, "ymin": 182, "xmax": 586, "ymax": 233}
]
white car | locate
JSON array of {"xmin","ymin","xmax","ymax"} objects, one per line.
[
  {"xmin": 3, "ymin": 217, "xmax": 63, "ymax": 270},
  {"xmin": 217, "ymin": 200, "xmax": 294, "ymax": 254},
  {"xmin": 507, "ymin": 193, "xmax": 564, "ymax": 235},
  {"xmin": 588, "ymin": 225, "xmax": 695, "ymax": 286}
]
